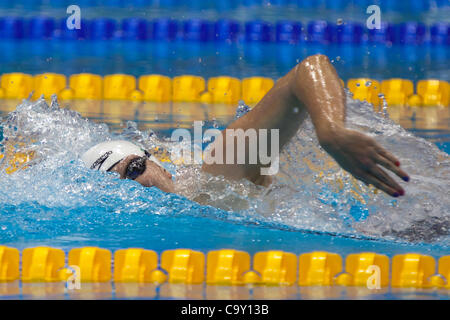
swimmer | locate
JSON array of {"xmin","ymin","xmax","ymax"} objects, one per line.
[{"xmin": 82, "ymin": 54, "xmax": 410, "ymax": 197}]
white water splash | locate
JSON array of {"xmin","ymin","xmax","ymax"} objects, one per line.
[{"xmin": 0, "ymin": 95, "xmax": 449, "ymax": 244}]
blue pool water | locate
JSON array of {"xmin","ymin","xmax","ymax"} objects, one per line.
[
  {"xmin": 0, "ymin": 95, "xmax": 449, "ymax": 261},
  {"xmin": 0, "ymin": 1, "xmax": 449, "ymax": 300},
  {"xmin": 0, "ymin": 40, "xmax": 448, "ymax": 82}
]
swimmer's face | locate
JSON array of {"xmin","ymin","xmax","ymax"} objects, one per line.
[{"xmin": 110, "ymin": 154, "xmax": 175, "ymax": 193}]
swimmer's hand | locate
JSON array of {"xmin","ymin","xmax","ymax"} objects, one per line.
[{"xmin": 319, "ymin": 127, "xmax": 410, "ymax": 197}]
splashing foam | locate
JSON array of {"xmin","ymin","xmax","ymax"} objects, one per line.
[{"xmin": 0, "ymin": 95, "xmax": 449, "ymax": 244}]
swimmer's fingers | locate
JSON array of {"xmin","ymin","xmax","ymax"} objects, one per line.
[
  {"xmin": 360, "ymin": 170, "xmax": 399, "ymax": 197},
  {"xmin": 374, "ymin": 153, "xmax": 410, "ymax": 182},
  {"xmin": 375, "ymin": 146, "xmax": 400, "ymax": 166},
  {"xmin": 369, "ymin": 165, "xmax": 404, "ymax": 196},
  {"xmin": 375, "ymin": 146, "xmax": 410, "ymax": 179}
]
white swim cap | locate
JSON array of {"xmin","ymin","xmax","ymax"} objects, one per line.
[{"xmin": 81, "ymin": 140, "xmax": 161, "ymax": 171}]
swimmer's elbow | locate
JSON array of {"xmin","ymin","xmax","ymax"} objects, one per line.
[
  {"xmin": 294, "ymin": 54, "xmax": 330, "ymax": 76},
  {"xmin": 300, "ymin": 54, "xmax": 330, "ymax": 66}
]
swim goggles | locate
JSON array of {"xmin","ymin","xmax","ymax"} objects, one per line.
[{"xmin": 108, "ymin": 150, "xmax": 153, "ymax": 181}]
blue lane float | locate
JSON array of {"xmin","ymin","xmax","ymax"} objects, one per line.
[
  {"xmin": 306, "ymin": 20, "xmax": 333, "ymax": 44},
  {"xmin": 89, "ymin": 18, "xmax": 118, "ymax": 40},
  {"xmin": 368, "ymin": 22, "xmax": 395, "ymax": 44},
  {"xmin": 431, "ymin": 22, "xmax": 450, "ymax": 46},
  {"xmin": 396, "ymin": 22, "xmax": 427, "ymax": 45},
  {"xmin": 0, "ymin": 16, "xmax": 26, "ymax": 39},
  {"xmin": 121, "ymin": 18, "xmax": 150, "ymax": 41},
  {"xmin": 335, "ymin": 22, "xmax": 364, "ymax": 44},
  {"xmin": 0, "ymin": 16, "xmax": 448, "ymax": 46},
  {"xmin": 276, "ymin": 20, "xmax": 302, "ymax": 43},
  {"xmin": 53, "ymin": 18, "xmax": 90, "ymax": 40},
  {"xmin": 0, "ymin": 0, "xmax": 448, "ymax": 11},
  {"xmin": 245, "ymin": 20, "xmax": 273, "ymax": 43},
  {"xmin": 152, "ymin": 18, "xmax": 178, "ymax": 41},
  {"xmin": 28, "ymin": 16, "xmax": 55, "ymax": 40},
  {"xmin": 214, "ymin": 19, "xmax": 241, "ymax": 42},
  {"xmin": 183, "ymin": 19, "xmax": 213, "ymax": 42}
]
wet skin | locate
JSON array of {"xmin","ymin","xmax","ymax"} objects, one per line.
[
  {"xmin": 110, "ymin": 154, "xmax": 175, "ymax": 193},
  {"xmin": 203, "ymin": 54, "xmax": 410, "ymax": 197},
  {"xmin": 112, "ymin": 54, "xmax": 410, "ymax": 197}
]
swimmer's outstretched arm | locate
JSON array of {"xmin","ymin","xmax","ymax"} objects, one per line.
[{"xmin": 202, "ymin": 54, "xmax": 409, "ymax": 197}]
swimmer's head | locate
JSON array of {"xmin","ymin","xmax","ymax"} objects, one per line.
[{"xmin": 81, "ymin": 140, "xmax": 174, "ymax": 193}]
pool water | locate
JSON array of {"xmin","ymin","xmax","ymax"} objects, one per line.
[
  {"xmin": 0, "ymin": 94, "xmax": 449, "ymax": 254},
  {"xmin": 0, "ymin": 95, "xmax": 449, "ymax": 299},
  {"xmin": 0, "ymin": 1, "xmax": 449, "ymax": 300},
  {"xmin": 0, "ymin": 40, "xmax": 448, "ymax": 82}
]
